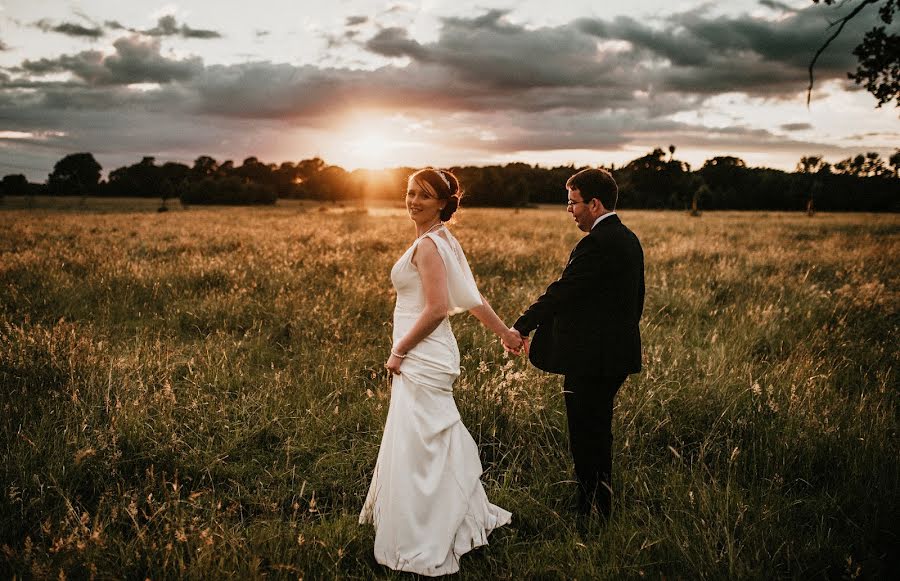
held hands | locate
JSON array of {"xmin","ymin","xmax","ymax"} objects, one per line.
[
  {"xmin": 501, "ymin": 327, "xmax": 529, "ymax": 356},
  {"xmin": 388, "ymin": 328, "xmax": 527, "ymax": 375}
]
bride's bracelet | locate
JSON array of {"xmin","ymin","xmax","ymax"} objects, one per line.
[{"xmin": 390, "ymin": 349, "xmax": 407, "ymax": 359}]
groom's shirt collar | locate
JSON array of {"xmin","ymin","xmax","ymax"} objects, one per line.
[{"xmin": 591, "ymin": 211, "xmax": 617, "ymax": 230}]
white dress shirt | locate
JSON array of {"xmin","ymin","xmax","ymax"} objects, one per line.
[{"xmin": 591, "ymin": 211, "xmax": 617, "ymax": 230}]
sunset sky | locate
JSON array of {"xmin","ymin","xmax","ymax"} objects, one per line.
[{"xmin": 1, "ymin": 0, "xmax": 898, "ymax": 180}]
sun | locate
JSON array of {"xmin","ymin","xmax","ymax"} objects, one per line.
[
  {"xmin": 325, "ymin": 113, "xmax": 424, "ymax": 169},
  {"xmin": 348, "ymin": 131, "xmax": 395, "ymax": 168}
]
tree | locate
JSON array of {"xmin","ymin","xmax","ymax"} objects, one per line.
[
  {"xmin": 307, "ymin": 165, "xmax": 349, "ymax": 203},
  {"xmin": 862, "ymin": 151, "xmax": 890, "ymax": 176},
  {"xmin": 48, "ymin": 153, "xmax": 102, "ymax": 196},
  {"xmin": 796, "ymin": 155, "xmax": 830, "ymax": 174},
  {"xmin": 192, "ymin": 155, "xmax": 219, "ymax": 178},
  {"xmin": 159, "ymin": 162, "xmax": 191, "ymax": 209},
  {"xmin": 296, "ymin": 157, "xmax": 325, "ymax": 182},
  {"xmin": 889, "ymin": 149, "xmax": 900, "ymax": 175},
  {"xmin": 618, "ymin": 148, "xmax": 696, "ymax": 208},
  {"xmin": 691, "ymin": 183, "xmax": 709, "ymax": 216},
  {"xmin": 293, "ymin": 158, "xmax": 327, "ymax": 198},
  {"xmin": 808, "ymin": 0, "xmax": 899, "ymax": 107},
  {"xmin": 697, "ymin": 157, "xmax": 749, "ymax": 209},
  {"xmin": 833, "ymin": 154, "xmax": 866, "ymax": 175},
  {"xmin": 833, "ymin": 151, "xmax": 890, "ymax": 176},
  {"xmin": 107, "ymin": 156, "xmax": 160, "ymax": 197},
  {"xmin": 234, "ymin": 157, "xmax": 276, "ymax": 186},
  {"xmin": 796, "ymin": 156, "xmax": 831, "ymax": 214},
  {"xmin": 217, "ymin": 160, "xmax": 235, "ymax": 177},
  {"xmin": 1, "ymin": 174, "xmax": 29, "ymax": 196}
]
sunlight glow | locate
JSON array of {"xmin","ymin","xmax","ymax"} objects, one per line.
[
  {"xmin": 349, "ymin": 132, "xmax": 394, "ymax": 168},
  {"xmin": 328, "ymin": 114, "xmax": 426, "ymax": 169}
]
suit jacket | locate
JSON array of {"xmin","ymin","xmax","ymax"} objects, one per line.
[{"xmin": 514, "ymin": 214, "xmax": 644, "ymax": 377}]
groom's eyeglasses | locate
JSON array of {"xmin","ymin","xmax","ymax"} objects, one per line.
[{"xmin": 566, "ymin": 199, "xmax": 588, "ymax": 208}]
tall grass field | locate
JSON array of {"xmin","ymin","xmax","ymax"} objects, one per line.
[{"xmin": 1, "ymin": 198, "xmax": 898, "ymax": 579}]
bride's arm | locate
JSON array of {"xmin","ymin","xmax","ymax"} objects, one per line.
[
  {"xmin": 469, "ymin": 295, "xmax": 524, "ymax": 353},
  {"xmin": 385, "ymin": 237, "xmax": 449, "ymax": 374}
]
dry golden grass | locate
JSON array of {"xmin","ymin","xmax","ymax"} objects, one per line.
[{"xmin": 1, "ymin": 198, "xmax": 898, "ymax": 578}]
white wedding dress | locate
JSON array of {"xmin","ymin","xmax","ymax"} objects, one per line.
[{"xmin": 359, "ymin": 226, "xmax": 511, "ymax": 576}]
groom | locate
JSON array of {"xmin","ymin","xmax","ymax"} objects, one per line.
[{"xmin": 511, "ymin": 168, "xmax": 644, "ymax": 518}]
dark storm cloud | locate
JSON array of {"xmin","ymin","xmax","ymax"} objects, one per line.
[
  {"xmin": 34, "ymin": 19, "xmax": 104, "ymax": 38},
  {"xmin": 20, "ymin": 36, "xmax": 202, "ymax": 85},
  {"xmin": 361, "ymin": 4, "xmax": 875, "ymax": 101},
  {"xmin": 574, "ymin": 3, "xmax": 872, "ymax": 97},
  {"xmin": 13, "ymin": 4, "xmax": 879, "ymax": 119},
  {"xmin": 2, "ymin": 2, "xmax": 892, "ymax": 179},
  {"xmin": 365, "ymin": 27, "xmax": 430, "ymax": 59},
  {"xmin": 21, "ymin": 51, "xmax": 109, "ymax": 83},
  {"xmin": 190, "ymin": 61, "xmax": 478, "ymax": 119},
  {"xmin": 366, "ymin": 11, "xmax": 622, "ymax": 90}
]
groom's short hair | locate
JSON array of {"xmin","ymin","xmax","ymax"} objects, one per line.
[{"xmin": 566, "ymin": 168, "xmax": 618, "ymax": 210}]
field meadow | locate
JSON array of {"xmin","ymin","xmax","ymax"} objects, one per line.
[{"xmin": 1, "ymin": 197, "xmax": 898, "ymax": 579}]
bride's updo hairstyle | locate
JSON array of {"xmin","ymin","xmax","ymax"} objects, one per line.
[{"xmin": 410, "ymin": 168, "xmax": 463, "ymax": 222}]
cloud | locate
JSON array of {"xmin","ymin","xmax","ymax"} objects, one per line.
[
  {"xmin": 758, "ymin": 0, "xmax": 799, "ymax": 13},
  {"xmin": 16, "ymin": 4, "xmax": 878, "ymax": 115},
  {"xmin": 365, "ymin": 27, "xmax": 429, "ymax": 59},
  {"xmin": 20, "ymin": 36, "xmax": 202, "ymax": 85},
  {"xmin": 144, "ymin": 15, "xmax": 222, "ymax": 39},
  {"xmin": 0, "ymin": 40, "xmax": 9, "ymax": 51},
  {"xmin": 10, "ymin": 4, "xmax": 875, "ymax": 125},
  {"xmin": 2, "ymin": 3, "xmax": 894, "ymax": 179},
  {"xmin": 99, "ymin": 16, "xmax": 221, "ymax": 39},
  {"xmin": 34, "ymin": 19, "xmax": 104, "ymax": 38},
  {"xmin": 573, "ymin": 4, "xmax": 870, "ymax": 98},
  {"xmin": 359, "ymin": 4, "xmax": 875, "ymax": 102},
  {"xmin": 21, "ymin": 51, "xmax": 108, "ymax": 83},
  {"xmin": 365, "ymin": 11, "xmax": 621, "ymax": 91},
  {"xmin": 383, "ymin": 3, "xmax": 414, "ymax": 15}
]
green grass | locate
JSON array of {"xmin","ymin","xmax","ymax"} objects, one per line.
[{"xmin": 1, "ymin": 198, "xmax": 898, "ymax": 579}]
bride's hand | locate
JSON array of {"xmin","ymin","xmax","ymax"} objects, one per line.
[
  {"xmin": 501, "ymin": 328, "xmax": 524, "ymax": 355},
  {"xmin": 385, "ymin": 353, "xmax": 404, "ymax": 375}
]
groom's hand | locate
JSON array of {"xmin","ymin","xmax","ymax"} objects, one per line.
[{"xmin": 501, "ymin": 328, "xmax": 524, "ymax": 355}]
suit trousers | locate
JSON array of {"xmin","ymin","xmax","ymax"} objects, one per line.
[{"xmin": 563, "ymin": 373, "xmax": 626, "ymax": 516}]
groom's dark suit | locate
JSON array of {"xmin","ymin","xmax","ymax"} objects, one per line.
[{"xmin": 514, "ymin": 214, "xmax": 644, "ymax": 516}]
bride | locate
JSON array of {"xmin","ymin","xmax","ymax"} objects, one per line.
[{"xmin": 359, "ymin": 167, "xmax": 522, "ymax": 576}]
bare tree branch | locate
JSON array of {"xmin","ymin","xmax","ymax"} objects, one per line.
[{"xmin": 807, "ymin": 0, "xmax": 880, "ymax": 106}]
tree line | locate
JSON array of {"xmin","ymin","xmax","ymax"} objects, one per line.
[{"xmin": 1, "ymin": 147, "xmax": 898, "ymax": 212}]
